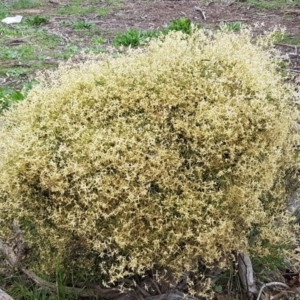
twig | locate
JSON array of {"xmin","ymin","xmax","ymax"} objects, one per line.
[
  {"xmin": 287, "ymin": 69, "xmax": 300, "ymax": 73},
  {"xmin": 46, "ymin": 29, "xmax": 69, "ymax": 43},
  {"xmin": 149, "ymin": 277, "xmax": 162, "ymax": 295},
  {"xmin": 135, "ymin": 282, "xmax": 151, "ymax": 297},
  {"xmin": 256, "ymin": 282, "xmax": 290, "ymax": 300},
  {"xmin": 275, "ymin": 43, "xmax": 298, "ymax": 48},
  {"xmin": 281, "ymin": 9, "xmax": 300, "ymax": 15},
  {"xmin": 218, "ymin": 19, "xmax": 248, "ymax": 22},
  {"xmin": 177, "ymin": 271, "xmax": 194, "ymax": 291},
  {"xmin": 195, "ymin": 7, "xmax": 206, "ymax": 21}
]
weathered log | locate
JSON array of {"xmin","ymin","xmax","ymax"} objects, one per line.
[
  {"xmin": 0, "ymin": 239, "xmax": 19, "ymax": 268},
  {"xmin": 237, "ymin": 252, "xmax": 257, "ymax": 298},
  {"xmin": 0, "ymin": 288, "xmax": 13, "ymax": 300}
]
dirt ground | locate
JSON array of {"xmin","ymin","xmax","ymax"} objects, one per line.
[
  {"xmin": 3, "ymin": 0, "xmax": 300, "ymax": 90},
  {"xmin": 42, "ymin": 0, "xmax": 300, "ymax": 38}
]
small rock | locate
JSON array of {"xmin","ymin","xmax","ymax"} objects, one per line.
[{"xmin": 1, "ymin": 15, "xmax": 23, "ymax": 24}]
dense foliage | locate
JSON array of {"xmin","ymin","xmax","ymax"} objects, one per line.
[{"xmin": 0, "ymin": 28, "xmax": 298, "ymax": 290}]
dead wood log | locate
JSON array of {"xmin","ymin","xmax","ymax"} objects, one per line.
[
  {"xmin": 0, "ymin": 289, "xmax": 13, "ymax": 300},
  {"xmin": 238, "ymin": 252, "xmax": 258, "ymax": 298}
]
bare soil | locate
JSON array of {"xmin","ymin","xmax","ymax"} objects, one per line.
[
  {"xmin": 3, "ymin": 0, "xmax": 300, "ymax": 89},
  {"xmin": 41, "ymin": 0, "xmax": 300, "ymax": 38}
]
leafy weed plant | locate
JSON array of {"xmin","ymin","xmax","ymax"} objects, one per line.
[
  {"xmin": 91, "ymin": 37, "xmax": 106, "ymax": 45},
  {"xmin": 113, "ymin": 28, "xmax": 159, "ymax": 47},
  {"xmin": 0, "ymin": 87, "xmax": 25, "ymax": 113},
  {"xmin": 72, "ymin": 20, "xmax": 93, "ymax": 30},
  {"xmin": 167, "ymin": 17, "xmax": 194, "ymax": 34},
  {"xmin": 270, "ymin": 30, "xmax": 288, "ymax": 43},
  {"xmin": 25, "ymin": 16, "xmax": 49, "ymax": 26},
  {"xmin": 113, "ymin": 17, "xmax": 199, "ymax": 47},
  {"xmin": 0, "ymin": 80, "xmax": 38, "ymax": 114},
  {"xmin": 219, "ymin": 21, "xmax": 242, "ymax": 32}
]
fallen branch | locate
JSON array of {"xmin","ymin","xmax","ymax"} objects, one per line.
[
  {"xmin": 0, "ymin": 240, "xmax": 19, "ymax": 268},
  {"xmin": 46, "ymin": 29, "xmax": 69, "ymax": 43},
  {"xmin": 281, "ymin": 9, "xmax": 300, "ymax": 15},
  {"xmin": 195, "ymin": 7, "xmax": 206, "ymax": 21},
  {"xmin": 218, "ymin": 18, "xmax": 248, "ymax": 22},
  {"xmin": 23, "ymin": 269, "xmax": 122, "ymax": 298},
  {"xmin": 274, "ymin": 43, "xmax": 298, "ymax": 48}
]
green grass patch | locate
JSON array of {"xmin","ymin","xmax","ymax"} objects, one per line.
[
  {"xmin": 91, "ymin": 37, "xmax": 106, "ymax": 45},
  {"xmin": 0, "ymin": 87, "xmax": 25, "ymax": 113},
  {"xmin": 0, "ymin": 3, "xmax": 10, "ymax": 19},
  {"xmin": 72, "ymin": 20, "xmax": 93, "ymax": 30},
  {"xmin": 56, "ymin": 0, "xmax": 123, "ymax": 16},
  {"xmin": 246, "ymin": 0, "xmax": 300, "ymax": 9},
  {"xmin": 106, "ymin": 0, "xmax": 123, "ymax": 3},
  {"xmin": 11, "ymin": 0, "xmax": 42, "ymax": 9},
  {"xmin": 56, "ymin": 6, "xmax": 93, "ymax": 15},
  {"xmin": 270, "ymin": 30, "xmax": 288, "ymax": 43},
  {"xmin": 0, "ymin": 22, "xmax": 63, "ymax": 60},
  {"xmin": 281, "ymin": 36, "xmax": 300, "ymax": 45},
  {"xmin": 219, "ymin": 21, "xmax": 242, "ymax": 32},
  {"xmin": 0, "ymin": 80, "xmax": 38, "ymax": 113},
  {"xmin": 0, "ymin": 23, "xmax": 26, "ymax": 37},
  {"xmin": 113, "ymin": 28, "xmax": 160, "ymax": 47},
  {"xmin": 56, "ymin": 0, "xmax": 94, "ymax": 15},
  {"xmin": 56, "ymin": 44, "xmax": 81, "ymax": 59},
  {"xmin": 0, "ymin": 44, "xmax": 34, "ymax": 60},
  {"xmin": 167, "ymin": 17, "xmax": 194, "ymax": 34},
  {"xmin": 96, "ymin": 7, "xmax": 112, "ymax": 17}
]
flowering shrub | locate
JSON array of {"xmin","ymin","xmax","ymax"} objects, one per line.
[{"xmin": 0, "ymin": 28, "xmax": 298, "ymax": 287}]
